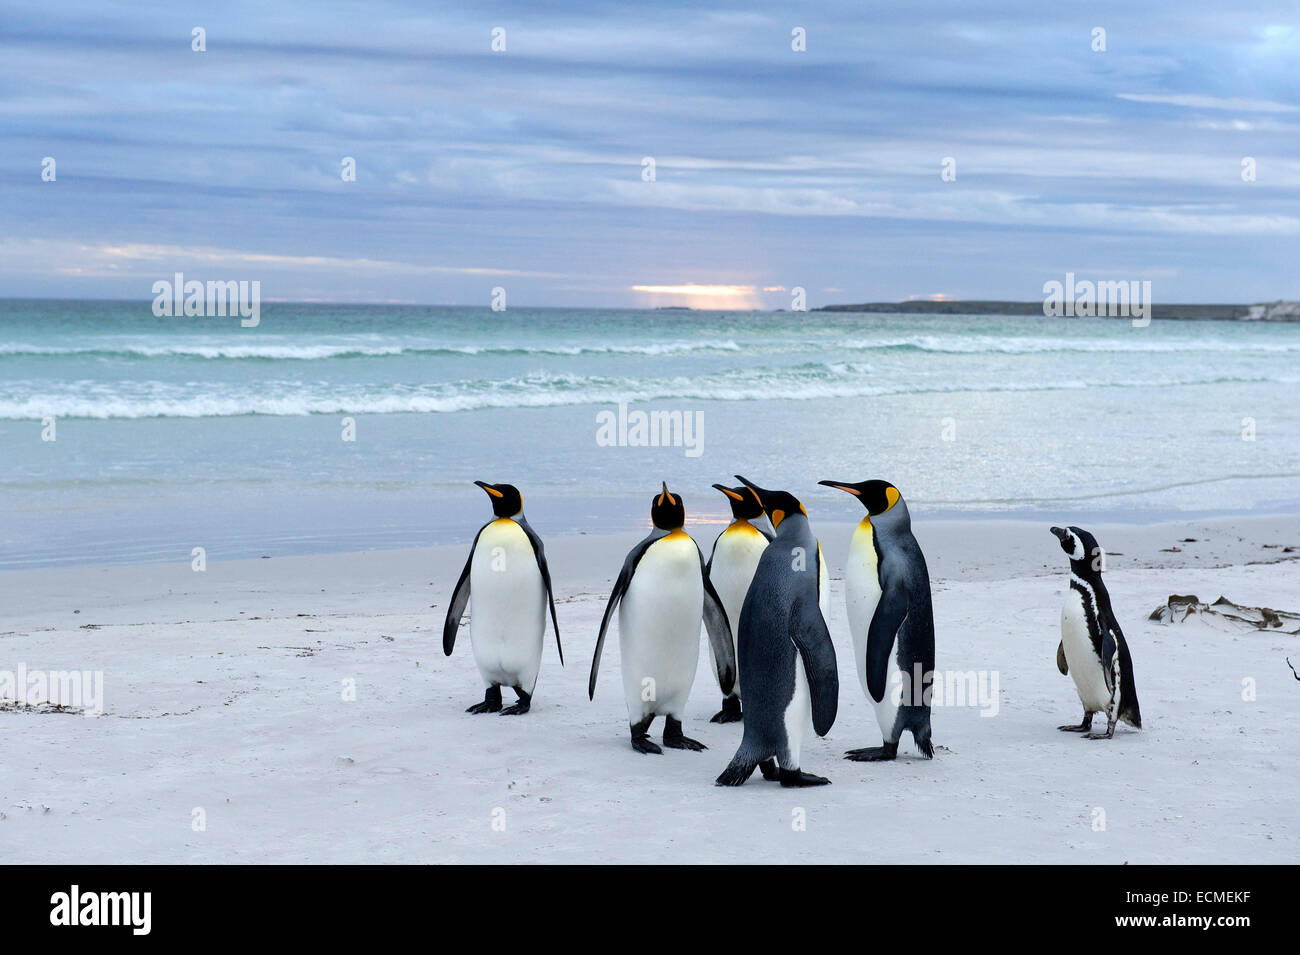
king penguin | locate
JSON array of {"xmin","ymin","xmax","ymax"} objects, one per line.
[
  {"xmin": 589, "ymin": 483, "xmax": 736, "ymax": 754},
  {"xmin": 819, "ymin": 479, "xmax": 935, "ymax": 761},
  {"xmin": 1050, "ymin": 525, "xmax": 1142, "ymax": 738},
  {"xmin": 716, "ymin": 476, "xmax": 838, "ymax": 787},
  {"xmin": 443, "ymin": 481, "xmax": 562, "ymax": 714},
  {"xmin": 705, "ymin": 482, "xmax": 773, "ymax": 723}
]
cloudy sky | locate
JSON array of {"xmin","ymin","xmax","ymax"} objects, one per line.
[{"xmin": 2, "ymin": 1, "xmax": 1298, "ymax": 308}]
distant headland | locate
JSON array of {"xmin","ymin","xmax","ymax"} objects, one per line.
[{"xmin": 814, "ymin": 300, "xmax": 1300, "ymax": 321}]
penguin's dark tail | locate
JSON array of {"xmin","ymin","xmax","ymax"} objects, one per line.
[
  {"xmin": 913, "ymin": 727, "xmax": 935, "ymax": 759},
  {"xmin": 1120, "ymin": 696, "xmax": 1142, "ymax": 729},
  {"xmin": 715, "ymin": 745, "xmax": 760, "ymax": 787},
  {"xmin": 906, "ymin": 707, "xmax": 935, "ymax": 758}
]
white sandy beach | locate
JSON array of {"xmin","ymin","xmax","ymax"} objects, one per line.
[{"xmin": 3, "ymin": 515, "xmax": 1298, "ymax": 864}]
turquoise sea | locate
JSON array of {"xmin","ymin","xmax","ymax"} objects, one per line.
[{"xmin": 2, "ymin": 299, "xmax": 1298, "ymax": 569}]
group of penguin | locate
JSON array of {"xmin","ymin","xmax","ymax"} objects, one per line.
[{"xmin": 444, "ymin": 477, "xmax": 1142, "ymax": 787}]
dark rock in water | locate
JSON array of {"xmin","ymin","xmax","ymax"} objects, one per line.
[{"xmin": 1150, "ymin": 594, "xmax": 1300, "ymax": 633}]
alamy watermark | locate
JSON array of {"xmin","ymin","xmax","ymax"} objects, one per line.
[
  {"xmin": 596, "ymin": 403, "xmax": 704, "ymax": 457},
  {"xmin": 889, "ymin": 666, "xmax": 1000, "ymax": 717},
  {"xmin": 1, "ymin": 664, "xmax": 104, "ymax": 716},
  {"xmin": 152, "ymin": 272, "xmax": 260, "ymax": 327},
  {"xmin": 1042, "ymin": 272, "xmax": 1151, "ymax": 327},
  {"xmin": 50, "ymin": 885, "xmax": 150, "ymax": 935}
]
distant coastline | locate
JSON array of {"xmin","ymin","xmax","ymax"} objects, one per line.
[{"xmin": 815, "ymin": 300, "xmax": 1300, "ymax": 321}]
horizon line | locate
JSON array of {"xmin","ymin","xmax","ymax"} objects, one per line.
[{"xmin": 0, "ymin": 295, "xmax": 1291, "ymax": 310}]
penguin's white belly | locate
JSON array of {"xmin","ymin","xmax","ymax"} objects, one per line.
[
  {"xmin": 619, "ymin": 533, "xmax": 704, "ymax": 719},
  {"xmin": 844, "ymin": 521, "xmax": 899, "ymax": 736},
  {"xmin": 708, "ymin": 525, "xmax": 768, "ymax": 696},
  {"xmin": 782, "ymin": 654, "xmax": 813, "ymax": 768},
  {"xmin": 468, "ymin": 519, "xmax": 546, "ymax": 691},
  {"xmin": 1061, "ymin": 588, "xmax": 1112, "ymax": 712},
  {"xmin": 817, "ymin": 543, "xmax": 830, "ymax": 619},
  {"xmin": 844, "ymin": 522, "xmax": 882, "ymax": 698}
]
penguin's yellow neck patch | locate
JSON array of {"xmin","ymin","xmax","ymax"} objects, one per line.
[
  {"xmin": 663, "ymin": 529, "xmax": 689, "ymax": 540},
  {"xmin": 770, "ymin": 509, "xmax": 785, "ymax": 528},
  {"xmin": 727, "ymin": 520, "xmax": 764, "ymax": 538}
]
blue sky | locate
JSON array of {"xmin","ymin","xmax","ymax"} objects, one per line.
[{"xmin": 2, "ymin": 1, "xmax": 1298, "ymax": 307}]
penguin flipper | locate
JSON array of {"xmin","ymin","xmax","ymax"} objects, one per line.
[
  {"xmin": 1102, "ymin": 608, "xmax": 1142, "ymax": 728},
  {"xmin": 789, "ymin": 593, "xmax": 838, "ymax": 736},
  {"xmin": 518, "ymin": 517, "xmax": 563, "ymax": 666},
  {"xmin": 1099, "ymin": 623, "xmax": 1118, "ymax": 697},
  {"xmin": 1115, "ymin": 632, "xmax": 1142, "ymax": 728},
  {"xmin": 443, "ymin": 524, "xmax": 487, "ymax": 656},
  {"xmin": 1056, "ymin": 640, "xmax": 1069, "ymax": 675},
  {"xmin": 705, "ymin": 528, "xmax": 724, "ymax": 577},
  {"xmin": 866, "ymin": 582, "xmax": 907, "ymax": 703},
  {"xmin": 589, "ymin": 533, "xmax": 659, "ymax": 699},
  {"xmin": 699, "ymin": 545, "xmax": 736, "ymax": 695}
]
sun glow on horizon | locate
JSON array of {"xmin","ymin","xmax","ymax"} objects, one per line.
[{"xmin": 629, "ymin": 283, "xmax": 761, "ymax": 309}]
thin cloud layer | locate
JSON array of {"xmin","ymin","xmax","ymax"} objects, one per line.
[{"xmin": 2, "ymin": 1, "xmax": 1297, "ymax": 306}]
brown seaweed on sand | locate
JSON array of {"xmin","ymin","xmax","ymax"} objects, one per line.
[{"xmin": 1149, "ymin": 595, "xmax": 1300, "ymax": 634}]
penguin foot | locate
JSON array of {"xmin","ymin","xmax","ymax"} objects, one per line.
[
  {"xmin": 663, "ymin": 717, "xmax": 706, "ymax": 751},
  {"xmin": 779, "ymin": 768, "xmax": 831, "ymax": 787},
  {"xmin": 631, "ymin": 735, "xmax": 663, "ymax": 755},
  {"xmin": 500, "ymin": 687, "xmax": 531, "ymax": 715},
  {"xmin": 1059, "ymin": 712, "xmax": 1094, "ymax": 732},
  {"xmin": 709, "ymin": 695, "xmax": 743, "ymax": 724},
  {"xmin": 844, "ymin": 742, "xmax": 898, "ymax": 762},
  {"xmin": 466, "ymin": 686, "xmax": 503, "ymax": 714},
  {"xmin": 630, "ymin": 717, "xmax": 660, "ymax": 754},
  {"xmin": 715, "ymin": 757, "xmax": 757, "ymax": 786},
  {"xmin": 1084, "ymin": 723, "xmax": 1116, "ymax": 740},
  {"xmin": 759, "ymin": 759, "xmax": 780, "ymax": 781}
]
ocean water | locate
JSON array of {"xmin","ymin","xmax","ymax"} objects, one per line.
[{"xmin": 2, "ymin": 299, "xmax": 1298, "ymax": 569}]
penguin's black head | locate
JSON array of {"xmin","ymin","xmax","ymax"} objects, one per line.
[
  {"xmin": 712, "ymin": 482, "xmax": 764, "ymax": 521},
  {"xmin": 475, "ymin": 481, "xmax": 522, "ymax": 518},
  {"xmin": 735, "ymin": 475, "xmax": 806, "ymax": 530},
  {"xmin": 1050, "ymin": 525, "xmax": 1104, "ymax": 573},
  {"xmin": 819, "ymin": 478, "xmax": 901, "ymax": 516},
  {"xmin": 651, "ymin": 482, "xmax": 685, "ymax": 530}
]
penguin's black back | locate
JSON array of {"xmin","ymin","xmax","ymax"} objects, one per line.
[
  {"xmin": 735, "ymin": 537, "xmax": 802, "ymax": 753},
  {"xmin": 878, "ymin": 525, "xmax": 936, "ymax": 671},
  {"xmin": 1073, "ymin": 566, "xmax": 1142, "ymax": 728}
]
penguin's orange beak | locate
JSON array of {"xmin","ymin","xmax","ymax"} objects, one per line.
[
  {"xmin": 818, "ymin": 480, "xmax": 861, "ymax": 496},
  {"xmin": 712, "ymin": 483, "xmax": 744, "ymax": 502},
  {"xmin": 475, "ymin": 480, "xmax": 503, "ymax": 499}
]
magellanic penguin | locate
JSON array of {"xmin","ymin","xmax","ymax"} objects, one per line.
[
  {"xmin": 716, "ymin": 475, "xmax": 838, "ymax": 787},
  {"xmin": 819, "ymin": 479, "xmax": 935, "ymax": 761},
  {"xmin": 443, "ymin": 482, "xmax": 562, "ymax": 714},
  {"xmin": 1050, "ymin": 525, "xmax": 1142, "ymax": 739},
  {"xmin": 705, "ymin": 482, "xmax": 774, "ymax": 723},
  {"xmin": 589, "ymin": 483, "xmax": 736, "ymax": 754}
]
